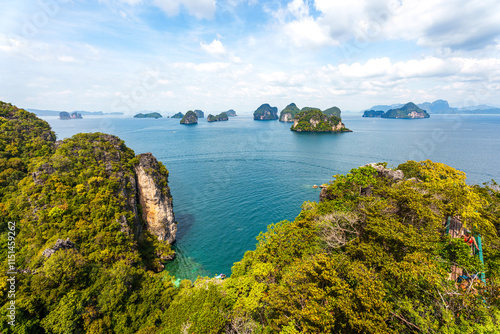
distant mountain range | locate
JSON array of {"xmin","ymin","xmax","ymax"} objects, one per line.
[
  {"xmin": 366, "ymin": 100, "xmax": 500, "ymax": 114},
  {"xmin": 28, "ymin": 109, "xmax": 124, "ymax": 116}
]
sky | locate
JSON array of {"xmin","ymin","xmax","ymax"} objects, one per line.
[{"xmin": 1, "ymin": 0, "xmax": 500, "ymax": 115}]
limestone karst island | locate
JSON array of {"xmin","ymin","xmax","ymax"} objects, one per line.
[
  {"xmin": 207, "ymin": 112, "xmax": 229, "ymax": 122},
  {"xmin": 180, "ymin": 110, "xmax": 198, "ymax": 124},
  {"xmin": 363, "ymin": 102, "xmax": 431, "ymax": 119},
  {"xmin": 134, "ymin": 112, "xmax": 163, "ymax": 119}
]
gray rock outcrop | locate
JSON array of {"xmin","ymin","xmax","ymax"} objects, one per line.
[
  {"xmin": 42, "ymin": 238, "xmax": 75, "ymax": 258},
  {"xmin": 365, "ymin": 163, "xmax": 404, "ymax": 181}
]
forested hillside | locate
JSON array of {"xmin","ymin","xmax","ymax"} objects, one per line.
[{"xmin": 1, "ymin": 101, "xmax": 499, "ymax": 333}]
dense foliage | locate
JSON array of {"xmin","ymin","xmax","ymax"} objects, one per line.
[
  {"xmin": 382, "ymin": 103, "xmax": 430, "ymax": 119},
  {"xmin": 0, "ymin": 102, "xmax": 176, "ymax": 333},
  {"xmin": 2, "ymin": 101, "xmax": 499, "ymax": 333},
  {"xmin": 207, "ymin": 113, "xmax": 229, "ymax": 122},
  {"xmin": 290, "ymin": 109, "xmax": 350, "ymax": 132},
  {"xmin": 134, "ymin": 112, "xmax": 162, "ymax": 119}
]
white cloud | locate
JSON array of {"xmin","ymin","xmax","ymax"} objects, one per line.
[
  {"xmin": 152, "ymin": 0, "xmax": 216, "ymax": 19},
  {"xmin": 331, "ymin": 56, "xmax": 500, "ymax": 82},
  {"xmin": 273, "ymin": 0, "xmax": 500, "ymax": 51},
  {"xmin": 201, "ymin": 39, "xmax": 226, "ymax": 57},
  {"xmin": 201, "ymin": 39, "xmax": 243, "ymax": 63},
  {"xmin": 386, "ymin": 0, "xmax": 500, "ymax": 50},
  {"xmin": 273, "ymin": 0, "xmax": 336, "ymax": 48},
  {"xmin": 283, "ymin": 17, "xmax": 336, "ymax": 48},
  {"xmin": 338, "ymin": 57, "xmax": 392, "ymax": 78}
]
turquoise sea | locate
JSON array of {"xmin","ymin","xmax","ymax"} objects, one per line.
[{"xmin": 40, "ymin": 114, "xmax": 500, "ymax": 280}]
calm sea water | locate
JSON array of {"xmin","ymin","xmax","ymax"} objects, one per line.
[{"xmin": 40, "ymin": 114, "xmax": 500, "ymax": 280}]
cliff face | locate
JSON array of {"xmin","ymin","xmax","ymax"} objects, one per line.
[
  {"xmin": 279, "ymin": 103, "xmax": 300, "ymax": 122},
  {"xmin": 281, "ymin": 113, "xmax": 294, "ymax": 122},
  {"xmin": 134, "ymin": 153, "xmax": 176, "ymax": 243}
]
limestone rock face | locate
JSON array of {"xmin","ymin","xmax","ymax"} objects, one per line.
[
  {"xmin": 134, "ymin": 153, "xmax": 176, "ymax": 243},
  {"xmin": 281, "ymin": 113, "xmax": 293, "ymax": 122},
  {"xmin": 279, "ymin": 103, "xmax": 300, "ymax": 122},
  {"xmin": 365, "ymin": 163, "xmax": 404, "ymax": 181}
]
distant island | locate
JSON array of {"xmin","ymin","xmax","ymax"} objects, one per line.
[
  {"xmin": 225, "ymin": 109, "xmax": 237, "ymax": 117},
  {"xmin": 194, "ymin": 110, "xmax": 204, "ymax": 118},
  {"xmin": 180, "ymin": 110, "xmax": 198, "ymax": 124},
  {"xmin": 59, "ymin": 111, "xmax": 82, "ymax": 119},
  {"xmin": 279, "ymin": 103, "xmax": 301, "ymax": 122},
  {"xmin": 207, "ymin": 112, "xmax": 229, "ymax": 122},
  {"xmin": 134, "ymin": 112, "xmax": 162, "ymax": 119},
  {"xmin": 323, "ymin": 106, "xmax": 341, "ymax": 117},
  {"xmin": 253, "ymin": 104, "xmax": 278, "ymax": 120},
  {"xmin": 384, "ymin": 103, "xmax": 429, "ymax": 119},
  {"xmin": 290, "ymin": 109, "xmax": 351, "ymax": 132},
  {"xmin": 28, "ymin": 109, "xmax": 123, "ymax": 116},
  {"xmin": 171, "ymin": 112, "xmax": 184, "ymax": 118},
  {"xmin": 363, "ymin": 102, "xmax": 430, "ymax": 119},
  {"xmin": 280, "ymin": 103, "xmax": 342, "ymax": 123},
  {"xmin": 366, "ymin": 99, "xmax": 500, "ymax": 114},
  {"xmin": 362, "ymin": 110, "xmax": 385, "ymax": 118}
]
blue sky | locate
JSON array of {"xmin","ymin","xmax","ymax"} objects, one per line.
[{"xmin": 1, "ymin": 0, "xmax": 500, "ymax": 115}]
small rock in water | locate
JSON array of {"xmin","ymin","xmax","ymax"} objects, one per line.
[{"xmin": 312, "ymin": 185, "xmax": 318, "ymax": 189}]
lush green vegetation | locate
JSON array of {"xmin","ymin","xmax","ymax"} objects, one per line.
[
  {"xmin": 180, "ymin": 111, "xmax": 198, "ymax": 124},
  {"xmin": 213, "ymin": 161, "xmax": 499, "ymax": 333},
  {"xmin": 0, "ymin": 101, "xmax": 175, "ymax": 333},
  {"xmin": 171, "ymin": 112, "xmax": 183, "ymax": 118},
  {"xmin": 382, "ymin": 102, "xmax": 430, "ymax": 119},
  {"xmin": 134, "ymin": 112, "xmax": 162, "ymax": 119},
  {"xmin": 290, "ymin": 109, "xmax": 351, "ymax": 132},
  {"xmin": 207, "ymin": 113, "xmax": 229, "ymax": 122},
  {"xmin": 1, "ymin": 101, "xmax": 499, "ymax": 333},
  {"xmin": 253, "ymin": 104, "xmax": 278, "ymax": 120},
  {"xmin": 363, "ymin": 110, "xmax": 385, "ymax": 117}
]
